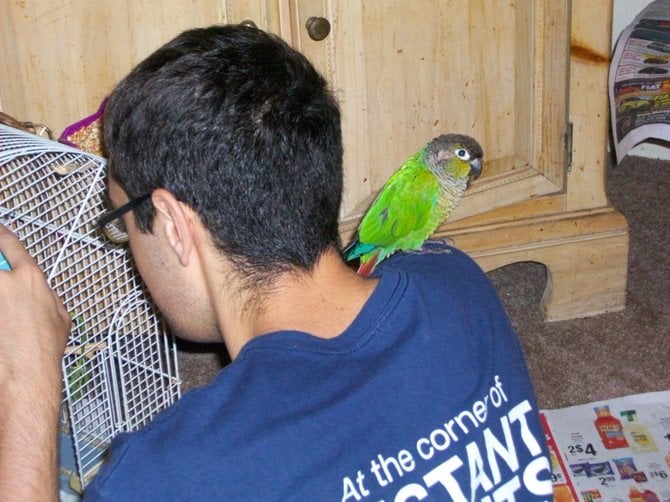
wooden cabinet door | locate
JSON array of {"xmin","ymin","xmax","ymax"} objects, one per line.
[
  {"xmin": 0, "ymin": 1, "xmax": 234, "ymax": 135},
  {"xmin": 281, "ymin": 1, "xmax": 571, "ymax": 241},
  {"xmin": 0, "ymin": 1, "xmax": 628, "ymax": 320},
  {"xmin": 1, "ymin": 0, "xmax": 570, "ymax": 234},
  {"xmin": 219, "ymin": 2, "xmax": 284, "ymax": 35}
]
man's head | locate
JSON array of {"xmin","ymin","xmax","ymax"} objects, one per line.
[{"xmin": 103, "ymin": 24, "xmax": 343, "ymax": 287}]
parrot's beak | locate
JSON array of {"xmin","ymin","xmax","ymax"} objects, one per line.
[{"xmin": 469, "ymin": 158, "xmax": 482, "ymax": 180}]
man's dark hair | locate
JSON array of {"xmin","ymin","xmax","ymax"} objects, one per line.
[{"xmin": 103, "ymin": 24, "xmax": 343, "ymax": 283}]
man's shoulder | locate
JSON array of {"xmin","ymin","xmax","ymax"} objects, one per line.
[{"xmin": 376, "ymin": 242, "xmax": 485, "ymax": 282}]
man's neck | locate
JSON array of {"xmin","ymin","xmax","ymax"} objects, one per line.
[
  {"xmin": 215, "ymin": 248, "xmax": 378, "ymax": 358},
  {"xmin": 256, "ymin": 248, "xmax": 379, "ymax": 338}
]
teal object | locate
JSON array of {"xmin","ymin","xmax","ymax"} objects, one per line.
[
  {"xmin": 343, "ymin": 134, "xmax": 483, "ymax": 277},
  {"xmin": 0, "ymin": 250, "xmax": 10, "ymax": 271}
]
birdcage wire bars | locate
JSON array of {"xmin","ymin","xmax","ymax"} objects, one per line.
[{"xmin": 0, "ymin": 124, "xmax": 181, "ymax": 491}]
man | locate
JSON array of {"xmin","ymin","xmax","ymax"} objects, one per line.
[{"xmin": 0, "ymin": 25, "xmax": 552, "ymax": 500}]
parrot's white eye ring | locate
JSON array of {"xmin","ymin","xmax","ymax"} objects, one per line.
[{"xmin": 455, "ymin": 149, "xmax": 470, "ymax": 161}]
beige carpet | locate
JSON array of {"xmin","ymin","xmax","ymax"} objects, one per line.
[{"xmin": 489, "ymin": 154, "xmax": 669, "ymax": 410}]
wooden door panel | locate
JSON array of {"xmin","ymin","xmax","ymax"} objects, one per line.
[
  {"xmin": 220, "ymin": 1, "xmax": 284, "ymax": 35},
  {"xmin": 0, "ymin": 1, "xmax": 229, "ymax": 135},
  {"xmin": 1, "ymin": 1, "xmax": 570, "ymax": 243},
  {"xmin": 285, "ymin": 0, "xmax": 570, "ymax": 241}
]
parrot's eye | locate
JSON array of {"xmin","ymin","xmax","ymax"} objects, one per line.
[{"xmin": 455, "ymin": 149, "xmax": 470, "ymax": 161}]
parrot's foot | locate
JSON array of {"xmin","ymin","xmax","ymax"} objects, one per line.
[
  {"xmin": 406, "ymin": 238, "xmax": 454, "ymax": 255},
  {"xmin": 433, "ymin": 237, "xmax": 455, "ymax": 247}
]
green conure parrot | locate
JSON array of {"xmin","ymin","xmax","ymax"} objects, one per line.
[{"xmin": 343, "ymin": 134, "xmax": 483, "ymax": 277}]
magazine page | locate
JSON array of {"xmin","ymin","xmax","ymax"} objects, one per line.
[
  {"xmin": 608, "ymin": 0, "xmax": 670, "ymax": 161},
  {"xmin": 542, "ymin": 391, "xmax": 670, "ymax": 501}
]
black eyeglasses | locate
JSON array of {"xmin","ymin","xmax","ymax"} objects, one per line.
[{"xmin": 97, "ymin": 192, "xmax": 152, "ymax": 244}]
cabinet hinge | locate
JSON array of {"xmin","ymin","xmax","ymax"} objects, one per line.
[{"xmin": 564, "ymin": 121, "xmax": 573, "ymax": 172}]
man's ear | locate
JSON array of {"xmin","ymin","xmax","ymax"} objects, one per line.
[{"xmin": 150, "ymin": 189, "xmax": 194, "ymax": 267}]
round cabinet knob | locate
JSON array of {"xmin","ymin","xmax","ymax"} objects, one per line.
[
  {"xmin": 305, "ymin": 17, "xmax": 331, "ymax": 41},
  {"xmin": 240, "ymin": 19, "xmax": 257, "ymax": 28}
]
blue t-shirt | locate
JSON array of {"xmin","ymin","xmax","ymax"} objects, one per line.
[{"xmin": 85, "ymin": 246, "xmax": 552, "ymax": 501}]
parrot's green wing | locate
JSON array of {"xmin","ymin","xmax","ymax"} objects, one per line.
[{"xmin": 357, "ymin": 163, "xmax": 440, "ymax": 251}]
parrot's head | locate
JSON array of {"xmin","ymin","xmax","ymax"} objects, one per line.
[{"xmin": 425, "ymin": 134, "xmax": 483, "ymax": 182}]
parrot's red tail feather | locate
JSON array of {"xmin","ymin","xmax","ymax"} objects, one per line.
[{"xmin": 356, "ymin": 252, "xmax": 379, "ymax": 278}]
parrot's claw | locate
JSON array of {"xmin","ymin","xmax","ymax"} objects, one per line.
[
  {"xmin": 434, "ymin": 237, "xmax": 455, "ymax": 247},
  {"xmin": 406, "ymin": 238, "xmax": 454, "ymax": 255}
]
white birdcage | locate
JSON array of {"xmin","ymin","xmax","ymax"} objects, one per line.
[{"xmin": 0, "ymin": 124, "xmax": 181, "ymax": 494}]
